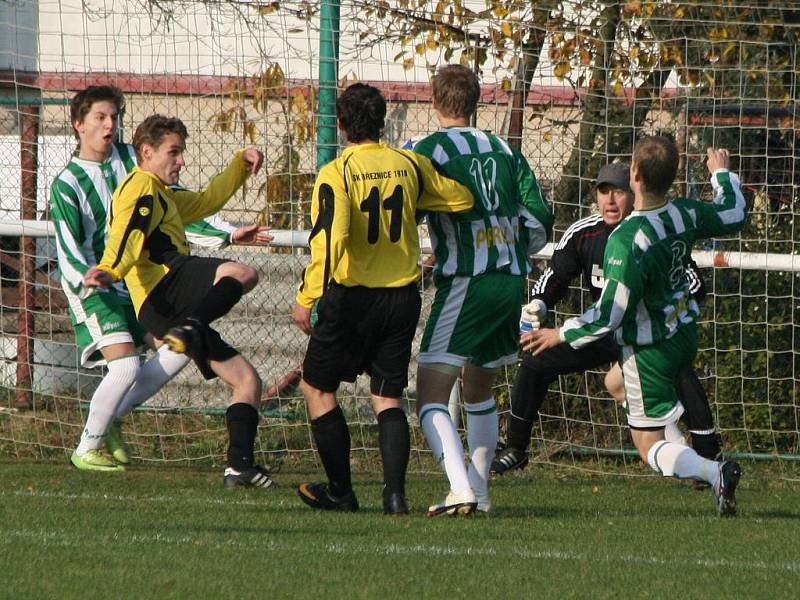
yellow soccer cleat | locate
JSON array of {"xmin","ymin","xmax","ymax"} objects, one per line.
[{"xmin": 70, "ymin": 449, "xmax": 125, "ymax": 472}]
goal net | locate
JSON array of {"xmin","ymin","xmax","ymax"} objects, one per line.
[{"xmin": 1, "ymin": 1, "xmax": 798, "ymax": 476}]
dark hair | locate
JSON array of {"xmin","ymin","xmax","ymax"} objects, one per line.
[
  {"xmin": 432, "ymin": 64, "xmax": 480, "ymax": 119},
  {"xmin": 632, "ymin": 136, "xmax": 679, "ymax": 197},
  {"xmin": 69, "ymin": 85, "xmax": 125, "ymax": 140},
  {"xmin": 132, "ymin": 114, "xmax": 189, "ymax": 162},
  {"xmin": 336, "ymin": 83, "xmax": 386, "ymax": 143}
]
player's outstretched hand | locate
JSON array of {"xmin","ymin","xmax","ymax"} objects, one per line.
[
  {"xmin": 706, "ymin": 148, "xmax": 730, "ymax": 174},
  {"xmin": 232, "ymin": 224, "xmax": 273, "ymax": 245},
  {"xmin": 292, "ymin": 303, "xmax": 312, "ymax": 335},
  {"xmin": 242, "ymin": 147, "xmax": 264, "ymax": 175},
  {"xmin": 521, "ymin": 327, "xmax": 563, "ymax": 356},
  {"xmin": 83, "ymin": 267, "xmax": 113, "ymax": 289}
]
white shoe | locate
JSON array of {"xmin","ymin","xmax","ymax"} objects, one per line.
[{"xmin": 426, "ymin": 488, "xmax": 477, "ymax": 517}]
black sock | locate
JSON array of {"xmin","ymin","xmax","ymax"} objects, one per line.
[
  {"xmin": 690, "ymin": 432, "xmax": 722, "ymax": 461},
  {"xmin": 226, "ymin": 403, "xmax": 259, "ymax": 470},
  {"xmin": 506, "ymin": 414, "xmax": 535, "ymax": 453},
  {"xmin": 191, "ymin": 277, "xmax": 243, "ymax": 325},
  {"xmin": 377, "ymin": 407, "xmax": 409, "ymax": 497},
  {"xmin": 311, "ymin": 405, "xmax": 351, "ymax": 496}
]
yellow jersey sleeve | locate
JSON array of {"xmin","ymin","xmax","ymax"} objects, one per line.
[
  {"xmin": 406, "ymin": 151, "xmax": 474, "ymax": 213},
  {"xmin": 96, "ymin": 172, "xmax": 158, "ymax": 281},
  {"xmin": 171, "ymin": 150, "xmax": 250, "ymax": 224},
  {"xmin": 296, "ymin": 163, "xmax": 350, "ymax": 308}
]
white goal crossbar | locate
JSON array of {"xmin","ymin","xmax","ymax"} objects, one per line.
[{"xmin": 1, "ymin": 219, "xmax": 796, "ymax": 271}]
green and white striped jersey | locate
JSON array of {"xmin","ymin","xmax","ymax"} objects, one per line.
[
  {"xmin": 410, "ymin": 127, "xmax": 553, "ymax": 278},
  {"xmin": 562, "ymin": 169, "xmax": 747, "ymax": 348},
  {"xmin": 50, "ymin": 142, "xmax": 137, "ymax": 300},
  {"xmin": 50, "ymin": 143, "xmax": 237, "ymax": 310}
]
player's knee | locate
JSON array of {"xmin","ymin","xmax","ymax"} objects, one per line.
[
  {"xmin": 218, "ymin": 262, "xmax": 259, "ymax": 292},
  {"xmin": 239, "ymin": 265, "xmax": 259, "ymax": 292},
  {"xmin": 108, "ymin": 354, "xmax": 142, "ymax": 388}
]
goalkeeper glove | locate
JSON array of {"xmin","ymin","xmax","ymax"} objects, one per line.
[{"xmin": 520, "ymin": 299, "xmax": 547, "ymax": 333}]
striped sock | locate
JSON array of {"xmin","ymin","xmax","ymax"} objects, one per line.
[{"xmin": 647, "ymin": 440, "xmax": 720, "ymax": 488}]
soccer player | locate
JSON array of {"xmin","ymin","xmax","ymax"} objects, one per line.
[
  {"xmin": 492, "ymin": 162, "xmax": 722, "ymax": 475},
  {"xmin": 525, "ymin": 138, "xmax": 747, "ymax": 517},
  {"xmin": 50, "ymin": 86, "xmax": 270, "ymax": 472},
  {"xmin": 292, "ymin": 83, "xmax": 474, "ymax": 515},
  {"xmin": 83, "ymin": 114, "xmax": 274, "ymax": 489},
  {"xmin": 410, "ymin": 64, "xmax": 553, "ymax": 516}
]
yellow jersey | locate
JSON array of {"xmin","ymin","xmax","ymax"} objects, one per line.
[
  {"xmin": 296, "ymin": 142, "xmax": 474, "ymax": 308},
  {"xmin": 96, "ymin": 151, "xmax": 250, "ymax": 312}
]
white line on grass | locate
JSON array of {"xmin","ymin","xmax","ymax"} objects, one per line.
[
  {"xmin": 1, "ymin": 528, "xmax": 798, "ymax": 574},
  {"xmin": 0, "ymin": 488, "xmax": 271, "ymax": 508}
]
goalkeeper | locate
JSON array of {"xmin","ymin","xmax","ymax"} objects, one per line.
[
  {"xmin": 525, "ymin": 138, "xmax": 746, "ymax": 517},
  {"xmin": 493, "ymin": 162, "xmax": 721, "ymax": 476}
]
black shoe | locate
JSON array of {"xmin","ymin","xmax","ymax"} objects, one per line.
[
  {"xmin": 490, "ymin": 447, "xmax": 529, "ymax": 475},
  {"xmin": 383, "ymin": 491, "xmax": 409, "ymax": 516},
  {"xmin": 224, "ymin": 465, "xmax": 273, "ymax": 489},
  {"xmin": 163, "ymin": 318, "xmax": 204, "ymax": 356},
  {"xmin": 714, "ymin": 461, "xmax": 741, "ymax": 517},
  {"xmin": 297, "ymin": 482, "xmax": 359, "ymax": 512}
]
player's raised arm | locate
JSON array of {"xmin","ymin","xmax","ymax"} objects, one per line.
[
  {"xmin": 689, "ymin": 147, "xmax": 747, "ymax": 239},
  {"xmin": 171, "ymin": 147, "xmax": 261, "ymax": 225}
]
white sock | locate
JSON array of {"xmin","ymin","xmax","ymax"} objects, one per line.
[
  {"xmin": 115, "ymin": 346, "xmax": 190, "ymax": 418},
  {"xmin": 647, "ymin": 440, "xmax": 720, "ymax": 488},
  {"xmin": 419, "ymin": 403, "xmax": 471, "ymax": 493},
  {"xmin": 664, "ymin": 421, "xmax": 687, "ymax": 445},
  {"xmin": 76, "ymin": 355, "xmax": 141, "ymax": 454},
  {"xmin": 465, "ymin": 397, "xmax": 498, "ymax": 498}
]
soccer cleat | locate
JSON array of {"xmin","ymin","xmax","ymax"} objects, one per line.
[
  {"xmin": 163, "ymin": 325, "xmax": 194, "ymax": 355},
  {"xmin": 714, "ymin": 461, "xmax": 741, "ymax": 517},
  {"xmin": 163, "ymin": 318, "xmax": 205, "ymax": 356},
  {"xmin": 224, "ymin": 465, "xmax": 274, "ymax": 489},
  {"xmin": 70, "ymin": 449, "xmax": 125, "ymax": 472},
  {"xmin": 297, "ymin": 482, "xmax": 359, "ymax": 512},
  {"xmin": 383, "ymin": 490, "xmax": 410, "ymax": 516},
  {"xmin": 490, "ymin": 447, "xmax": 529, "ymax": 475},
  {"xmin": 105, "ymin": 421, "xmax": 130, "ymax": 464},
  {"xmin": 426, "ymin": 489, "xmax": 477, "ymax": 517}
]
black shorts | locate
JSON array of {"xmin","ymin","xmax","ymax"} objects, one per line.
[
  {"xmin": 302, "ymin": 282, "xmax": 422, "ymax": 398},
  {"xmin": 138, "ymin": 256, "xmax": 238, "ymax": 380}
]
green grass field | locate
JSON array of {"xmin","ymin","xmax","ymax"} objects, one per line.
[{"xmin": 1, "ymin": 460, "xmax": 799, "ymax": 599}]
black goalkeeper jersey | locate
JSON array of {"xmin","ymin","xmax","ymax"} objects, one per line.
[{"xmin": 531, "ymin": 213, "xmax": 706, "ymax": 308}]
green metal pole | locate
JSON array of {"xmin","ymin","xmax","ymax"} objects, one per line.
[{"xmin": 316, "ymin": 0, "xmax": 341, "ymax": 170}]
